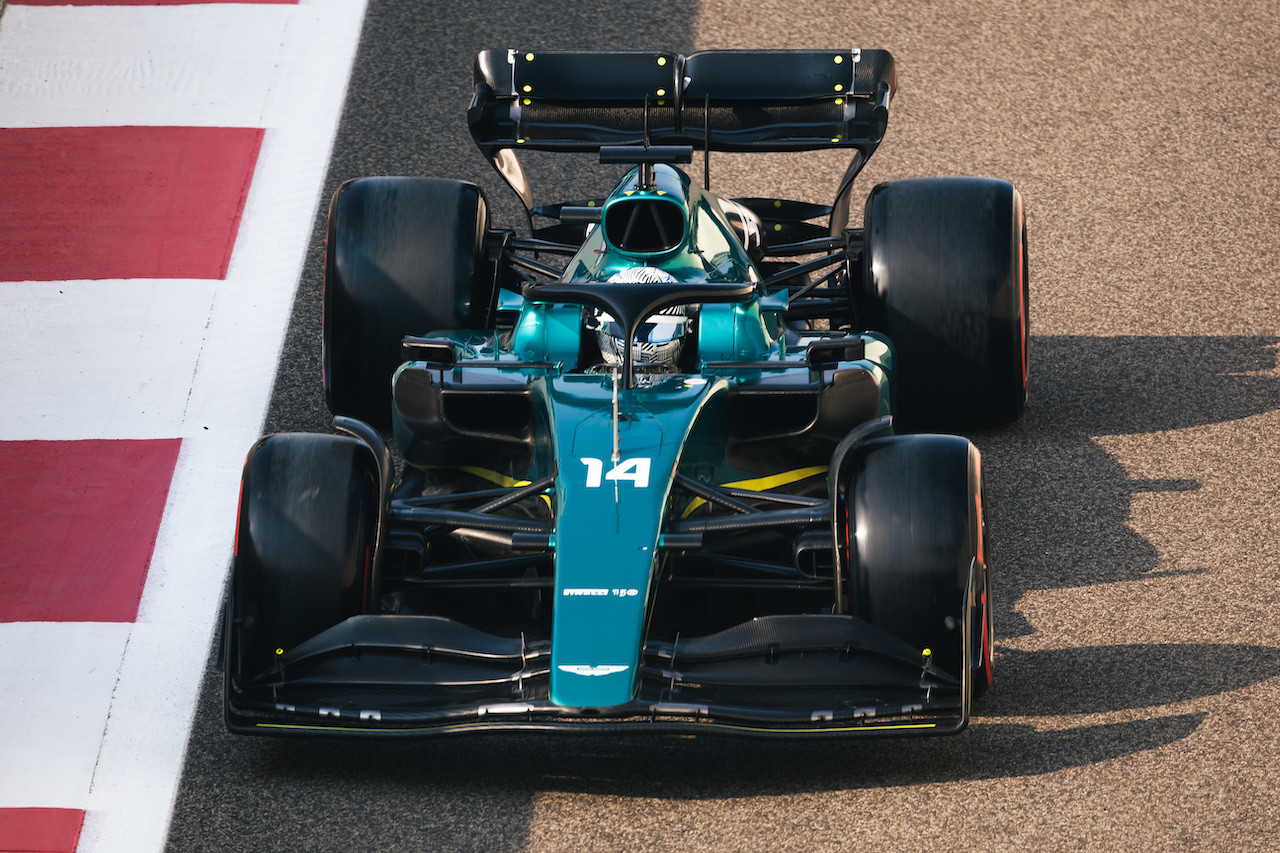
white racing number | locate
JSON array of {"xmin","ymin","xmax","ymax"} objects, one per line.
[{"xmin": 580, "ymin": 456, "xmax": 651, "ymax": 488}]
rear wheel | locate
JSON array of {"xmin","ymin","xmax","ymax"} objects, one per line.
[
  {"xmin": 859, "ymin": 177, "xmax": 1028, "ymax": 431},
  {"xmin": 323, "ymin": 176, "xmax": 494, "ymax": 430},
  {"xmin": 843, "ymin": 433, "xmax": 990, "ymax": 693},
  {"xmin": 227, "ymin": 433, "xmax": 380, "ymax": 684}
]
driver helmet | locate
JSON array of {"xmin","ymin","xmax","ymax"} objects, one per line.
[{"xmin": 589, "ymin": 266, "xmax": 694, "ymax": 368}]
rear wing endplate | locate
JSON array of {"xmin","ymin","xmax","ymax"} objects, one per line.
[{"xmin": 468, "ymin": 49, "xmax": 896, "ymax": 224}]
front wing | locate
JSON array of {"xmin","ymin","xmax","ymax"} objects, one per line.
[{"xmin": 225, "ymin": 609, "xmax": 974, "ymax": 739}]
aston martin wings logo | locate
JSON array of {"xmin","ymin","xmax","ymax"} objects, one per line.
[{"xmin": 557, "ymin": 664, "xmax": 630, "ymax": 677}]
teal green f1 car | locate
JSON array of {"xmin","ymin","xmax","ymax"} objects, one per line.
[{"xmin": 224, "ymin": 49, "xmax": 1028, "ymax": 738}]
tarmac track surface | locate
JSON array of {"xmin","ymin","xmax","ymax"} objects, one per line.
[{"xmin": 166, "ymin": 1, "xmax": 1280, "ymax": 849}]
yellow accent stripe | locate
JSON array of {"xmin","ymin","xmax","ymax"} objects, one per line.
[
  {"xmin": 682, "ymin": 466, "xmax": 829, "ymax": 518},
  {"xmin": 423, "ymin": 467, "xmax": 550, "ymax": 510},
  {"xmin": 453, "ymin": 466, "xmax": 533, "ymax": 488}
]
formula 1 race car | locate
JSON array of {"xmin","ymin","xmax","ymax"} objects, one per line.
[{"xmin": 224, "ymin": 49, "xmax": 1028, "ymax": 738}]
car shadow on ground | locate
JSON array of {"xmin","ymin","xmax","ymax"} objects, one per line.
[
  {"xmin": 235, "ymin": 711, "xmax": 1207, "ymax": 801},
  {"xmin": 975, "ymin": 334, "xmax": 1280, "ymax": 639},
  {"xmin": 984, "ymin": 643, "xmax": 1280, "ymax": 716}
]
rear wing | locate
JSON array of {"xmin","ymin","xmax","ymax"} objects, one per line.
[{"xmin": 468, "ymin": 49, "xmax": 896, "ymax": 220}]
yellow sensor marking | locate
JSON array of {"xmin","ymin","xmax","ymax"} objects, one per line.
[
  {"xmin": 834, "ymin": 55, "xmax": 843, "ymax": 64},
  {"xmin": 657, "ymin": 57, "xmax": 667, "ymax": 66},
  {"xmin": 525, "ymin": 52, "xmax": 534, "ymax": 61},
  {"xmin": 522, "ymin": 84, "xmax": 532, "ymax": 93},
  {"xmin": 657, "ymin": 88, "xmax": 666, "ymax": 96},
  {"xmin": 835, "ymin": 98, "xmax": 844, "ymax": 105},
  {"xmin": 522, "ymin": 98, "xmax": 531, "ymax": 105},
  {"xmin": 834, "ymin": 83, "xmax": 844, "ymax": 92}
]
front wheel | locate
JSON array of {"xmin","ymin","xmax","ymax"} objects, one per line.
[
  {"xmin": 841, "ymin": 433, "xmax": 991, "ymax": 695},
  {"xmin": 226, "ymin": 433, "xmax": 380, "ymax": 685}
]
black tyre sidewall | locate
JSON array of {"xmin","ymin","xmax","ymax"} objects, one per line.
[
  {"xmin": 847, "ymin": 433, "xmax": 983, "ymax": 682},
  {"xmin": 861, "ymin": 177, "xmax": 1028, "ymax": 431},
  {"xmin": 323, "ymin": 177, "xmax": 491, "ymax": 429},
  {"xmin": 228, "ymin": 433, "xmax": 379, "ymax": 683}
]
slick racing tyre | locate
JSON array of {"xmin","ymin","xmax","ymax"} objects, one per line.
[
  {"xmin": 859, "ymin": 177, "xmax": 1029, "ymax": 431},
  {"xmin": 323, "ymin": 177, "xmax": 494, "ymax": 430},
  {"xmin": 843, "ymin": 433, "xmax": 993, "ymax": 696},
  {"xmin": 227, "ymin": 433, "xmax": 380, "ymax": 685}
]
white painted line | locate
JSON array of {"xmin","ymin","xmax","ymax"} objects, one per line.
[
  {"xmin": 0, "ymin": 623, "xmax": 131, "ymax": 810},
  {"xmin": 71, "ymin": 1, "xmax": 369, "ymax": 851},
  {"xmin": 0, "ymin": 5, "xmax": 292, "ymax": 129},
  {"xmin": 0, "ymin": 280, "xmax": 216, "ymax": 442}
]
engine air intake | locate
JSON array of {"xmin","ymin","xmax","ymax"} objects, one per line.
[{"xmin": 604, "ymin": 197, "xmax": 685, "ymax": 254}]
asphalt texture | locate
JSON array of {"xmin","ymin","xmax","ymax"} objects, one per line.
[{"xmin": 166, "ymin": 1, "xmax": 1280, "ymax": 850}]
